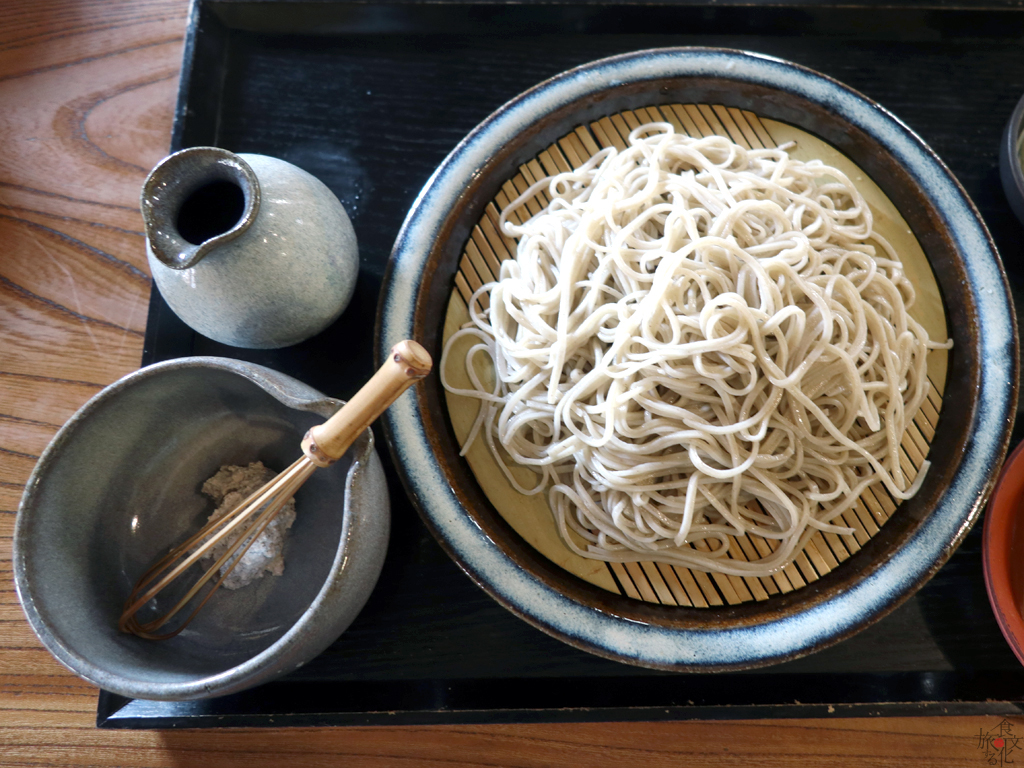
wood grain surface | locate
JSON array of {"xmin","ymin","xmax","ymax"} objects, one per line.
[{"xmin": 0, "ymin": 1, "xmax": 1019, "ymax": 765}]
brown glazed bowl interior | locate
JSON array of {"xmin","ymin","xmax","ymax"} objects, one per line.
[{"xmin": 377, "ymin": 48, "xmax": 1018, "ymax": 671}]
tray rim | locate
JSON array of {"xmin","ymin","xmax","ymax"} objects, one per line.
[
  {"xmin": 96, "ymin": 684, "xmax": 1024, "ymax": 728},
  {"xmin": 203, "ymin": 0, "xmax": 1024, "ymax": 13}
]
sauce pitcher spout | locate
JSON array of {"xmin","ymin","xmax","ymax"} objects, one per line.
[{"xmin": 141, "ymin": 147, "xmax": 260, "ymax": 270}]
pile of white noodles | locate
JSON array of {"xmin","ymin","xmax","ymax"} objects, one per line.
[{"xmin": 442, "ymin": 122, "xmax": 947, "ymax": 577}]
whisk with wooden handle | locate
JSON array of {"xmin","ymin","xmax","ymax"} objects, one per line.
[{"xmin": 119, "ymin": 340, "xmax": 433, "ymax": 640}]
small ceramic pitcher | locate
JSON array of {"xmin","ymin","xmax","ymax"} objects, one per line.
[{"xmin": 141, "ymin": 147, "xmax": 359, "ymax": 349}]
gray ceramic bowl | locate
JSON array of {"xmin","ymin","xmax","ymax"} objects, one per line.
[
  {"xmin": 999, "ymin": 91, "xmax": 1024, "ymax": 228},
  {"xmin": 14, "ymin": 357, "xmax": 389, "ymax": 701},
  {"xmin": 379, "ymin": 48, "xmax": 1017, "ymax": 671}
]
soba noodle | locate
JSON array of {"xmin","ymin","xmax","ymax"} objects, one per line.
[{"xmin": 442, "ymin": 122, "xmax": 948, "ymax": 577}]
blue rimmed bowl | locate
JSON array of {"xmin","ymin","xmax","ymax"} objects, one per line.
[{"xmin": 377, "ymin": 48, "xmax": 1018, "ymax": 671}]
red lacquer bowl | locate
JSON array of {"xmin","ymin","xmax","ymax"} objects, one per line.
[{"xmin": 984, "ymin": 439, "xmax": 1024, "ymax": 666}]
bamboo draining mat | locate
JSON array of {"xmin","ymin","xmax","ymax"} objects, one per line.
[{"xmin": 441, "ymin": 103, "xmax": 948, "ymax": 607}]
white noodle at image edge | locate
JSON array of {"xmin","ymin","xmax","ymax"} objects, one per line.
[{"xmin": 441, "ymin": 122, "xmax": 950, "ymax": 578}]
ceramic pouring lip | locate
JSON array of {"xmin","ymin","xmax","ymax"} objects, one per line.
[{"xmin": 141, "ymin": 146, "xmax": 261, "ymax": 270}]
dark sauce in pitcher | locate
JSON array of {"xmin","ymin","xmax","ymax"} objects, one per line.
[{"xmin": 176, "ymin": 180, "xmax": 246, "ymax": 245}]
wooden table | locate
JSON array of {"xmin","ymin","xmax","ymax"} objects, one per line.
[{"xmin": 0, "ymin": 1, "xmax": 1017, "ymax": 764}]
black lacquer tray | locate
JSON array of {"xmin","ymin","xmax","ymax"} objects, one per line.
[{"xmin": 98, "ymin": 0, "xmax": 1024, "ymax": 728}]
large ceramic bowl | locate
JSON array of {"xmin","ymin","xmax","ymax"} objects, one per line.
[
  {"xmin": 377, "ymin": 48, "xmax": 1018, "ymax": 671},
  {"xmin": 14, "ymin": 357, "xmax": 390, "ymax": 700}
]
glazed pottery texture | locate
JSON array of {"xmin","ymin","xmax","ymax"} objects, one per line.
[
  {"xmin": 14, "ymin": 358, "xmax": 390, "ymax": 701},
  {"xmin": 144, "ymin": 148, "xmax": 359, "ymax": 349},
  {"xmin": 984, "ymin": 440, "xmax": 1024, "ymax": 667},
  {"xmin": 999, "ymin": 92, "xmax": 1024, "ymax": 229},
  {"xmin": 377, "ymin": 48, "xmax": 1018, "ymax": 670}
]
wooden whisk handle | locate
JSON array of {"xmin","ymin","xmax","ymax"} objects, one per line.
[{"xmin": 301, "ymin": 340, "xmax": 433, "ymax": 467}]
